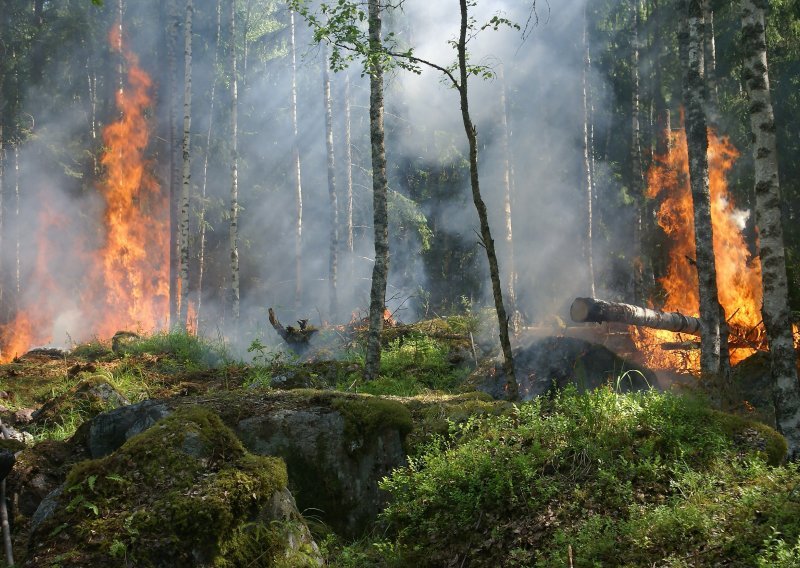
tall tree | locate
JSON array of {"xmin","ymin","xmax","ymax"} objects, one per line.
[
  {"xmin": 741, "ymin": 0, "xmax": 800, "ymax": 457},
  {"xmin": 701, "ymin": 0, "xmax": 720, "ymax": 124},
  {"xmin": 291, "ymin": 0, "xmax": 520, "ymax": 396},
  {"xmin": 343, "ymin": 72, "xmax": 354, "ymax": 269},
  {"xmin": 498, "ymin": 65, "xmax": 519, "ymax": 333},
  {"xmin": 178, "ymin": 0, "xmax": 193, "ymax": 330},
  {"xmin": 290, "ymin": 8, "xmax": 304, "ymax": 310},
  {"xmin": 167, "ymin": 0, "xmax": 180, "ymax": 327},
  {"xmin": 322, "ymin": 42, "xmax": 339, "ymax": 320},
  {"xmin": 454, "ymin": 0, "xmax": 518, "ymax": 398},
  {"xmin": 363, "ymin": 0, "xmax": 389, "ymax": 381},
  {"xmin": 680, "ymin": 0, "xmax": 729, "ymax": 384},
  {"xmin": 196, "ymin": 0, "xmax": 222, "ymax": 324},
  {"xmin": 631, "ymin": 0, "xmax": 646, "ymax": 303},
  {"xmin": 228, "ymin": 0, "xmax": 240, "ymax": 323},
  {"xmin": 582, "ymin": 3, "xmax": 596, "ymax": 298}
]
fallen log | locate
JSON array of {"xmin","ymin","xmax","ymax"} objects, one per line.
[{"xmin": 570, "ymin": 297, "xmax": 701, "ymax": 336}]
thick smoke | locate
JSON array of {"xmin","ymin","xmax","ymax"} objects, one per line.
[{"xmin": 1, "ymin": 0, "xmax": 635, "ymax": 357}]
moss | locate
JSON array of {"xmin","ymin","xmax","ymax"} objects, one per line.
[
  {"xmin": 31, "ymin": 406, "xmax": 289, "ymax": 567},
  {"xmin": 711, "ymin": 409, "xmax": 788, "ymax": 465},
  {"xmin": 330, "ymin": 395, "xmax": 414, "ymax": 451},
  {"xmin": 0, "ymin": 438, "xmax": 26, "ymax": 453},
  {"xmin": 402, "ymin": 392, "xmax": 514, "ymax": 453}
]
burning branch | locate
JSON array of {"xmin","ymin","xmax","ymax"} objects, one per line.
[{"xmin": 570, "ymin": 297, "xmax": 701, "ymax": 335}]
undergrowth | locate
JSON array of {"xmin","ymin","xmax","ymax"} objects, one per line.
[{"xmin": 327, "ymin": 387, "xmax": 798, "ymax": 567}]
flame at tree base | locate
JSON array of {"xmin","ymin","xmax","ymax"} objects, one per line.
[
  {"xmin": 0, "ymin": 25, "xmax": 168, "ymax": 362},
  {"xmin": 633, "ymin": 123, "xmax": 798, "ymax": 372}
]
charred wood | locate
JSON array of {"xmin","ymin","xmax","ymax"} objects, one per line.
[
  {"xmin": 570, "ymin": 297, "xmax": 701, "ymax": 336},
  {"xmin": 268, "ymin": 308, "xmax": 318, "ymax": 350}
]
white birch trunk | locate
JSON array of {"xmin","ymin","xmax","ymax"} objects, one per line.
[
  {"xmin": 196, "ymin": 0, "xmax": 222, "ymax": 324},
  {"xmin": 498, "ymin": 65, "xmax": 519, "ymax": 333},
  {"xmin": 290, "ymin": 9, "xmax": 304, "ymax": 310},
  {"xmin": 582, "ymin": 4, "xmax": 595, "ymax": 298},
  {"xmin": 682, "ymin": 0, "xmax": 729, "ymax": 383},
  {"xmin": 322, "ymin": 44, "xmax": 339, "ymax": 320},
  {"xmin": 742, "ymin": 0, "xmax": 800, "ymax": 458},
  {"xmin": 178, "ymin": 0, "xmax": 193, "ymax": 330},
  {"xmin": 364, "ymin": 0, "xmax": 389, "ymax": 381},
  {"xmin": 229, "ymin": 0, "xmax": 240, "ymax": 322}
]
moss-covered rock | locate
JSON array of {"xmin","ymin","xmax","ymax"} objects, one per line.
[{"xmin": 25, "ymin": 407, "xmax": 318, "ymax": 567}]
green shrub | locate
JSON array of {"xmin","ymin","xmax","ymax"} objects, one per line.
[{"xmin": 377, "ymin": 388, "xmax": 798, "ymax": 567}]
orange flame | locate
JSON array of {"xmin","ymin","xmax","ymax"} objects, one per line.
[
  {"xmin": 635, "ymin": 123, "xmax": 764, "ymax": 370},
  {"xmin": 86, "ymin": 25, "xmax": 169, "ymax": 338},
  {"xmin": 0, "ymin": 25, "xmax": 167, "ymax": 362}
]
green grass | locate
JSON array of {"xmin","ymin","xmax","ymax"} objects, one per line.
[
  {"xmin": 326, "ymin": 387, "xmax": 798, "ymax": 567},
  {"xmin": 117, "ymin": 330, "xmax": 229, "ymax": 371}
]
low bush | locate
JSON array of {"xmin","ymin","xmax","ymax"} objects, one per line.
[{"xmin": 369, "ymin": 387, "xmax": 799, "ymax": 567}]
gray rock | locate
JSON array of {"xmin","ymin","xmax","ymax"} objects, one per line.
[
  {"xmin": 30, "ymin": 484, "xmax": 63, "ymax": 534},
  {"xmin": 469, "ymin": 336, "xmax": 657, "ymax": 400},
  {"xmin": 236, "ymin": 402, "xmax": 407, "ymax": 538},
  {"xmin": 87, "ymin": 399, "xmax": 171, "ymax": 458}
]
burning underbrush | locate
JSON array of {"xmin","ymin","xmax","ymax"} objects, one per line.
[{"xmin": 631, "ymin": 124, "xmax": 798, "ymax": 374}]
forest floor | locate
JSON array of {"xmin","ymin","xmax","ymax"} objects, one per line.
[{"xmin": 0, "ymin": 320, "xmax": 798, "ymax": 567}]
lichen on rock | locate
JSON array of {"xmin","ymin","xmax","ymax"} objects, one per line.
[{"xmin": 26, "ymin": 406, "xmax": 318, "ymax": 567}]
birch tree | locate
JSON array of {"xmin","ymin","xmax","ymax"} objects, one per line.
[
  {"xmin": 322, "ymin": 42, "xmax": 339, "ymax": 320},
  {"xmin": 741, "ymin": 0, "xmax": 800, "ymax": 457},
  {"xmin": 498, "ymin": 65, "xmax": 518, "ymax": 333},
  {"xmin": 167, "ymin": 0, "xmax": 180, "ymax": 326},
  {"xmin": 363, "ymin": 0, "xmax": 389, "ymax": 381},
  {"xmin": 178, "ymin": 0, "xmax": 193, "ymax": 330},
  {"xmin": 582, "ymin": 4, "xmax": 596, "ymax": 298},
  {"xmin": 290, "ymin": 8, "xmax": 304, "ymax": 310},
  {"xmin": 290, "ymin": 0, "xmax": 520, "ymax": 396},
  {"xmin": 228, "ymin": 0, "xmax": 240, "ymax": 322},
  {"xmin": 680, "ymin": 0, "xmax": 730, "ymax": 385},
  {"xmin": 630, "ymin": 0, "xmax": 646, "ymax": 304},
  {"xmin": 196, "ymin": 0, "xmax": 222, "ymax": 323}
]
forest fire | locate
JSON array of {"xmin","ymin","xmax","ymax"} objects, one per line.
[
  {"xmin": 88, "ymin": 25, "xmax": 169, "ymax": 338},
  {"xmin": 634, "ymin": 125, "xmax": 764, "ymax": 372},
  {"xmin": 0, "ymin": 26, "xmax": 167, "ymax": 362}
]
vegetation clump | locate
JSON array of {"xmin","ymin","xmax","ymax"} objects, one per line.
[
  {"xmin": 26, "ymin": 406, "xmax": 300, "ymax": 567},
  {"xmin": 326, "ymin": 387, "xmax": 799, "ymax": 567}
]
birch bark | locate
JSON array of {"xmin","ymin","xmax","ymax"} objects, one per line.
[
  {"xmin": 742, "ymin": 0, "xmax": 800, "ymax": 457},
  {"xmin": 364, "ymin": 0, "xmax": 389, "ymax": 382},
  {"xmin": 178, "ymin": 0, "xmax": 193, "ymax": 330}
]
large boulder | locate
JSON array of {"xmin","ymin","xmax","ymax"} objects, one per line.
[
  {"xmin": 26, "ymin": 406, "xmax": 321, "ymax": 567},
  {"xmin": 467, "ymin": 336, "xmax": 657, "ymax": 400},
  {"xmin": 82, "ymin": 390, "xmax": 413, "ymax": 538}
]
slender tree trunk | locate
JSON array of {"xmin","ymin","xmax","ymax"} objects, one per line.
[
  {"xmin": 364, "ymin": 0, "xmax": 389, "ymax": 382},
  {"xmin": 702, "ymin": 0, "xmax": 720, "ymax": 125},
  {"xmin": 498, "ymin": 65, "xmax": 519, "ymax": 333},
  {"xmin": 0, "ymin": 120, "xmax": 4, "ymax": 316},
  {"xmin": 582, "ymin": 4, "xmax": 596, "ymax": 298},
  {"xmin": 13, "ymin": 144, "xmax": 19, "ymax": 302},
  {"xmin": 167, "ymin": 0, "xmax": 180, "ymax": 327},
  {"xmin": 197, "ymin": 0, "xmax": 222, "ymax": 323},
  {"xmin": 652, "ymin": 0, "xmax": 671, "ymax": 157},
  {"xmin": 228, "ymin": 0, "xmax": 240, "ymax": 322},
  {"xmin": 681, "ymin": 0, "xmax": 729, "ymax": 384},
  {"xmin": 178, "ymin": 0, "xmax": 193, "ymax": 330},
  {"xmin": 742, "ymin": 0, "xmax": 800, "ymax": 458},
  {"xmin": 290, "ymin": 9, "xmax": 304, "ymax": 310},
  {"xmin": 344, "ymin": 72, "xmax": 354, "ymax": 265},
  {"xmin": 631, "ymin": 0, "xmax": 646, "ymax": 303},
  {"xmin": 322, "ymin": 43, "xmax": 339, "ymax": 320},
  {"xmin": 458, "ymin": 0, "xmax": 518, "ymax": 399}
]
